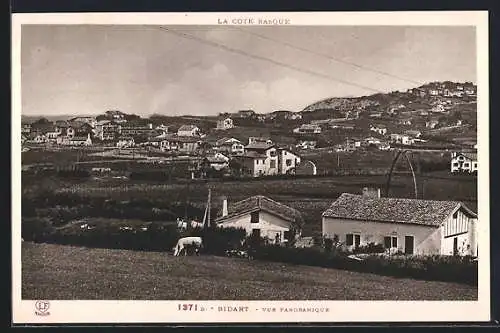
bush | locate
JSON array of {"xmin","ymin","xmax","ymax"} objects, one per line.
[
  {"xmin": 250, "ymin": 245, "xmax": 477, "ymax": 285},
  {"xmin": 189, "ymin": 226, "xmax": 247, "ymax": 255},
  {"xmin": 353, "ymin": 242, "xmax": 385, "ymax": 254}
]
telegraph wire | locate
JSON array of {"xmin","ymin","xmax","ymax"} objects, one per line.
[
  {"xmin": 154, "ymin": 26, "xmax": 385, "ymax": 94},
  {"xmin": 233, "ymin": 26, "xmax": 425, "ymax": 87}
]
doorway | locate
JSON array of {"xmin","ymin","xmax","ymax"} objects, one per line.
[{"xmin": 404, "ymin": 236, "xmax": 414, "ymax": 255}]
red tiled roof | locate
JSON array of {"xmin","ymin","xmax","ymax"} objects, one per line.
[
  {"xmin": 215, "ymin": 195, "xmax": 304, "ymax": 226},
  {"xmin": 322, "ymin": 193, "xmax": 476, "ymax": 227}
]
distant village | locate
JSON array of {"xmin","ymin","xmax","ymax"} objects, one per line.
[
  {"xmin": 22, "ymin": 81, "xmax": 478, "ymax": 177},
  {"xmin": 21, "ymin": 80, "xmax": 480, "ymax": 258}
]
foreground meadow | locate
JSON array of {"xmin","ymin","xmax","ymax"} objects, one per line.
[{"xmin": 22, "ymin": 242, "xmax": 477, "ymax": 301}]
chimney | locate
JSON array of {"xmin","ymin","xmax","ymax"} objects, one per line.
[
  {"xmin": 222, "ymin": 196, "xmax": 228, "ymax": 217},
  {"xmin": 362, "ymin": 187, "xmax": 381, "ymax": 199}
]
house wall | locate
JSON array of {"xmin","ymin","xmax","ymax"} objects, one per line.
[
  {"xmin": 279, "ymin": 150, "xmax": 301, "ymax": 174},
  {"xmin": 265, "ymin": 147, "xmax": 279, "ymax": 175},
  {"xmin": 231, "ymin": 143, "xmax": 244, "ymax": 155},
  {"xmin": 322, "ymin": 217, "xmax": 442, "ymax": 255},
  {"xmin": 252, "ymin": 158, "xmax": 268, "ymax": 177},
  {"xmin": 440, "ymin": 208, "xmax": 477, "ymax": 256},
  {"xmin": 451, "ymin": 155, "xmax": 478, "ymax": 173},
  {"xmin": 179, "ymin": 141, "xmax": 199, "ymax": 153},
  {"xmin": 217, "ymin": 211, "xmax": 291, "ymax": 244}
]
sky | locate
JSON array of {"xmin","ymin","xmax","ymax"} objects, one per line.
[{"xmin": 21, "ymin": 25, "xmax": 476, "ymax": 117}]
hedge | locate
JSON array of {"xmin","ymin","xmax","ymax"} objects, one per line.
[
  {"xmin": 251, "ymin": 244, "xmax": 477, "ymax": 285},
  {"xmin": 22, "ymin": 217, "xmax": 246, "ymax": 254},
  {"xmin": 21, "ymin": 218, "xmax": 477, "ymax": 285}
]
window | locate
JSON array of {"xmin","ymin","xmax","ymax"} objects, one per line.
[
  {"xmin": 463, "ymin": 163, "xmax": 470, "ymax": 167},
  {"xmin": 270, "ymin": 160, "xmax": 276, "ymax": 169},
  {"xmin": 453, "ymin": 162, "xmax": 459, "ymax": 167},
  {"xmin": 453, "ymin": 211, "xmax": 458, "ymax": 219},
  {"xmin": 250, "ymin": 211, "xmax": 259, "ymax": 223},
  {"xmin": 252, "ymin": 229, "xmax": 261, "ymax": 238},
  {"xmin": 333, "ymin": 234, "xmax": 339, "ymax": 242},
  {"xmin": 269, "ymin": 150, "xmax": 277, "ymax": 157},
  {"xmin": 283, "ymin": 231, "xmax": 291, "ymax": 241},
  {"xmin": 346, "ymin": 234, "xmax": 354, "ymax": 246},
  {"xmin": 286, "ymin": 159, "xmax": 292, "ymax": 166},
  {"xmin": 384, "ymin": 236, "xmax": 398, "ymax": 248}
]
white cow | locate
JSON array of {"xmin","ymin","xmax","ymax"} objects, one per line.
[{"xmin": 173, "ymin": 236, "xmax": 203, "ymax": 256}]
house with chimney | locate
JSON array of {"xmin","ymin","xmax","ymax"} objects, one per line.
[
  {"xmin": 321, "ymin": 188, "xmax": 478, "ymax": 256},
  {"xmin": 215, "ymin": 195, "xmax": 304, "ymax": 245}
]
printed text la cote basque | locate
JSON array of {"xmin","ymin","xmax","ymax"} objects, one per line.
[{"xmin": 218, "ymin": 17, "xmax": 291, "ymax": 25}]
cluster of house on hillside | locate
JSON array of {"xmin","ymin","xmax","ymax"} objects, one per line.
[
  {"xmin": 408, "ymin": 82, "xmax": 477, "ymax": 99},
  {"xmin": 214, "ymin": 187, "xmax": 478, "ymax": 257}
]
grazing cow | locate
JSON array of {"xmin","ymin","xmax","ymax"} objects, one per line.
[{"xmin": 173, "ymin": 236, "xmax": 203, "ymax": 256}]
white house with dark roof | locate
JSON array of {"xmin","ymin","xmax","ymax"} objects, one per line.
[
  {"xmin": 215, "ymin": 195, "xmax": 304, "ymax": 244},
  {"xmin": 451, "ymin": 152, "xmax": 478, "ymax": 173},
  {"xmin": 238, "ymin": 143, "xmax": 301, "ymax": 177},
  {"xmin": 215, "ymin": 137, "xmax": 244, "ymax": 155},
  {"xmin": 322, "ymin": 191, "xmax": 478, "ymax": 256},
  {"xmin": 177, "ymin": 125, "xmax": 200, "ymax": 137}
]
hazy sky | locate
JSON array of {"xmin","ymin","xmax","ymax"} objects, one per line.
[{"xmin": 21, "ymin": 25, "xmax": 476, "ymax": 116}]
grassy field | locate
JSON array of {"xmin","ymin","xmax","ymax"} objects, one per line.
[
  {"xmin": 22, "ymin": 242, "xmax": 477, "ymax": 301},
  {"xmin": 22, "ymin": 171, "xmax": 477, "ymax": 236}
]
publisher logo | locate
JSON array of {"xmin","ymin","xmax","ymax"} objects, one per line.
[{"xmin": 35, "ymin": 300, "xmax": 50, "ymax": 316}]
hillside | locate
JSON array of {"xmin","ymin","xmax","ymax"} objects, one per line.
[{"xmin": 301, "ymin": 81, "xmax": 477, "ymax": 115}]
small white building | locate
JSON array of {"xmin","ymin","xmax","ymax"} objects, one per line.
[
  {"xmin": 403, "ymin": 130, "xmax": 422, "ymax": 138},
  {"xmin": 370, "ymin": 124, "xmax": 387, "ymax": 136},
  {"xmin": 296, "ymin": 140, "xmax": 317, "ymax": 150},
  {"xmin": 177, "ymin": 125, "xmax": 200, "ymax": 137},
  {"xmin": 293, "ymin": 124, "xmax": 322, "ymax": 134},
  {"xmin": 215, "ymin": 195, "xmax": 303, "ymax": 244},
  {"xmin": 322, "ymin": 191, "xmax": 478, "ymax": 256},
  {"xmin": 216, "ymin": 117, "xmax": 234, "ymax": 130},
  {"xmin": 451, "ymin": 152, "xmax": 478, "ymax": 173},
  {"xmin": 248, "ymin": 137, "xmax": 273, "ymax": 145},
  {"xmin": 116, "ymin": 136, "xmax": 135, "ymax": 148},
  {"xmin": 390, "ymin": 133, "xmax": 414, "ymax": 145},
  {"xmin": 69, "ymin": 133, "xmax": 92, "ymax": 146},
  {"xmin": 33, "ymin": 134, "xmax": 48, "ymax": 144},
  {"xmin": 215, "ymin": 137, "xmax": 244, "ymax": 155},
  {"xmin": 205, "ymin": 152, "xmax": 230, "ymax": 171},
  {"xmin": 426, "ymin": 120, "xmax": 439, "ymax": 129}
]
